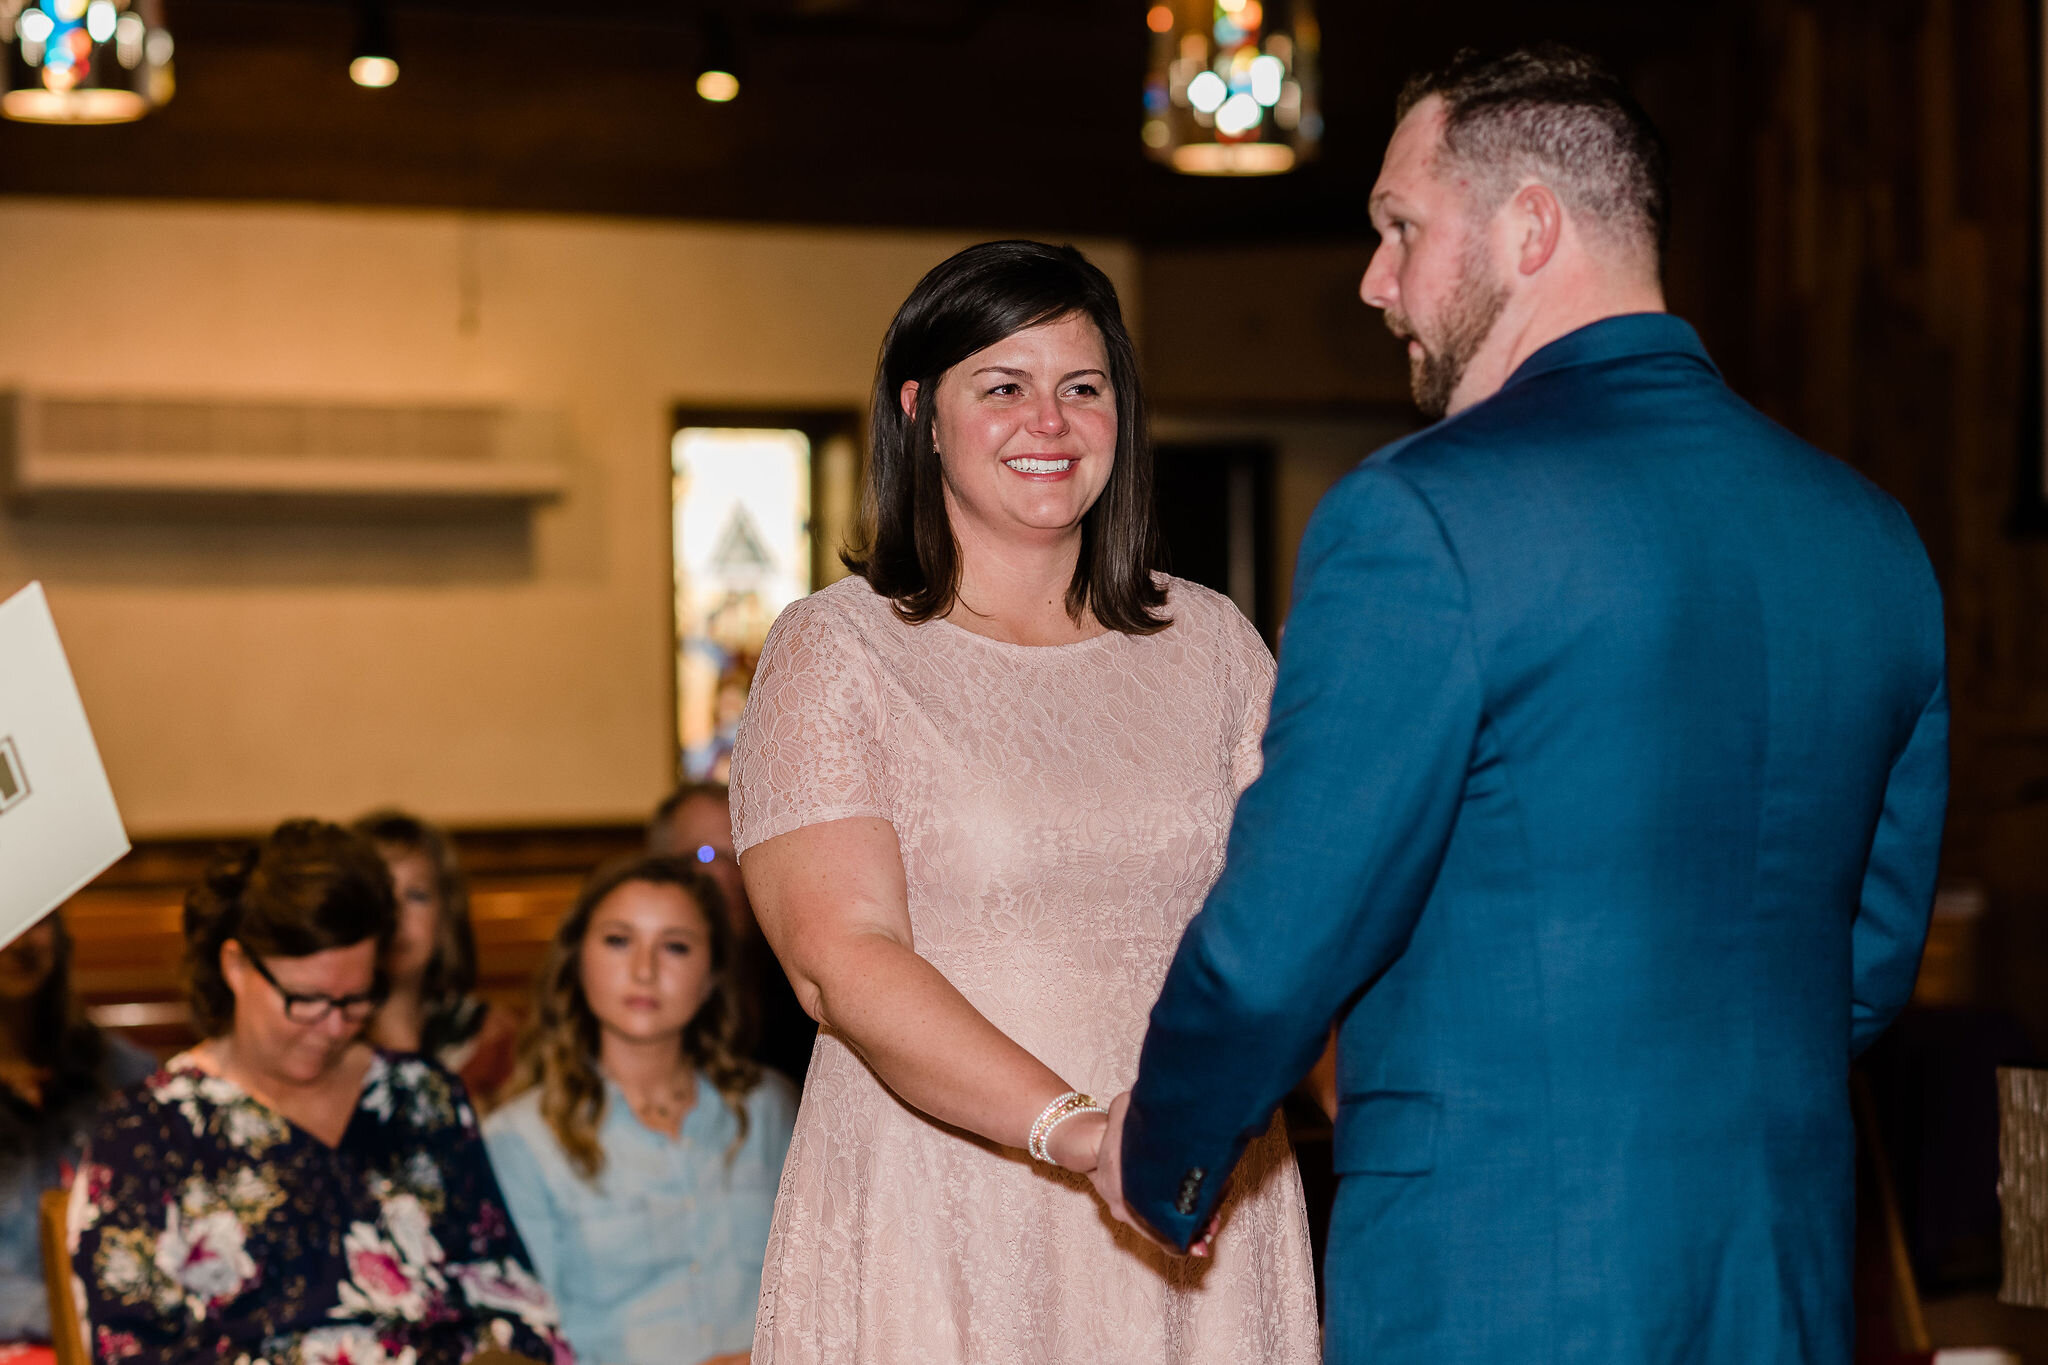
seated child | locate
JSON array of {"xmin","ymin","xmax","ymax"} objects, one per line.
[{"xmin": 487, "ymin": 855, "xmax": 796, "ymax": 1365}]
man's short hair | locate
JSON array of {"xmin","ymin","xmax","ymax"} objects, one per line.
[
  {"xmin": 1397, "ymin": 44, "xmax": 1669, "ymax": 261},
  {"xmin": 648, "ymin": 780, "xmax": 730, "ymax": 853}
]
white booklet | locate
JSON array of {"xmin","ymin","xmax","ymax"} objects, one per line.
[{"xmin": 0, "ymin": 581, "xmax": 130, "ymax": 944}]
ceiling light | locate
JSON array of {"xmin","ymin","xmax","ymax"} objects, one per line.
[
  {"xmin": 697, "ymin": 12, "xmax": 740, "ymax": 103},
  {"xmin": 2, "ymin": 0, "xmax": 175, "ymax": 124},
  {"xmin": 351, "ymin": 0, "xmax": 398, "ymax": 88},
  {"xmin": 1142, "ymin": 0, "xmax": 1320, "ymax": 177},
  {"xmin": 1186, "ymin": 69, "xmax": 1226, "ymax": 114},
  {"xmin": 1215, "ymin": 91, "xmax": 1261, "ymax": 136}
]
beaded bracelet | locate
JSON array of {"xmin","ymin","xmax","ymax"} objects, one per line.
[{"xmin": 1028, "ymin": 1090, "xmax": 1107, "ymax": 1165}]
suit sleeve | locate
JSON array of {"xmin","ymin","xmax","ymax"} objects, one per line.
[
  {"xmin": 1850, "ymin": 666, "xmax": 1948, "ymax": 1056},
  {"xmin": 1122, "ymin": 463, "xmax": 1484, "ymax": 1248}
]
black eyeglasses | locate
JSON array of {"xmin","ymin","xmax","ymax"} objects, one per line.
[{"xmin": 236, "ymin": 942, "xmax": 386, "ymax": 1025}]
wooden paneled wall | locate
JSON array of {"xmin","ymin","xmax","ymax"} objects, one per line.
[{"xmin": 1729, "ymin": 0, "xmax": 2048, "ymax": 1036}]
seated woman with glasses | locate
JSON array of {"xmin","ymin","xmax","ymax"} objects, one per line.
[{"xmin": 69, "ymin": 819, "xmax": 571, "ymax": 1365}]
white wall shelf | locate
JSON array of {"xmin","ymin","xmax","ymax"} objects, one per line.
[{"xmin": 0, "ymin": 392, "xmax": 568, "ymax": 507}]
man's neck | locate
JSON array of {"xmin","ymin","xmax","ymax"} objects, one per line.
[{"xmin": 1449, "ymin": 275, "xmax": 1668, "ymax": 417}]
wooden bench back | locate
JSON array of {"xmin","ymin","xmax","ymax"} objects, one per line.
[{"xmin": 62, "ymin": 825, "xmax": 643, "ymax": 1055}]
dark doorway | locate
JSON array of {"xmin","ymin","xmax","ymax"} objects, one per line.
[{"xmin": 1153, "ymin": 441, "xmax": 1277, "ymax": 644}]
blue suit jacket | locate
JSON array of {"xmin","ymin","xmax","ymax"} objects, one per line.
[{"xmin": 1122, "ymin": 314, "xmax": 1948, "ymax": 1365}]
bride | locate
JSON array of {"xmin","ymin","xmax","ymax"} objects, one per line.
[{"xmin": 730, "ymin": 238, "xmax": 1319, "ymax": 1364}]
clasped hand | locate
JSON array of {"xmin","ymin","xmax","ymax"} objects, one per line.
[{"xmin": 1060, "ymin": 1092, "xmax": 1217, "ymax": 1258}]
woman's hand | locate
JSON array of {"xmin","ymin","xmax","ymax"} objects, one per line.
[{"xmin": 1045, "ymin": 1107, "xmax": 1108, "ymax": 1174}]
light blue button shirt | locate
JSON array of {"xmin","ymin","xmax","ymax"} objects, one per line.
[{"xmin": 485, "ymin": 1070, "xmax": 796, "ymax": 1365}]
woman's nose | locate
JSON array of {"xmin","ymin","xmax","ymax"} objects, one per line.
[
  {"xmin": 1028, "ymin": 393, "xmax": 1071, "ymax": 436},
  {"xmin": 631, "ymin": 946, "xmax": 657, "ymax": 982}
]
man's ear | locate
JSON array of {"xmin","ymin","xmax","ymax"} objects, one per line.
[
  {"xmin": 1514, "ymin": 183, "xmax": 1564, "ymax": 276},
  {"xmin": 899, "ymin": 380, "xmax": 920, "ymax": 420}
]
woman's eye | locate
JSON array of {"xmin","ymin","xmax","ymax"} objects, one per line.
[
  {"xmin": 987, "ymin": 383, "xmax": 1021, "ymax": 397},
  {"xmin": 664, "ymin": 941, "xmax": 692, "ymax": 956},
  {"xmin": 1066, "ymin": 383, "xmax": 1102, "ymax": 399},
  {"xmin": 602, "ymin": 933, "xmax": 630, "ymax": 949}
]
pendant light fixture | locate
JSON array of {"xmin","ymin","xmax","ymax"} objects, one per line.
[
  {"xmin": 1, "ymin": 0, "xmax": 174, "ymax": 124},
  {"xmin": 695, "ymin": 10, "xmax": 738, "ymax": 103},
  {"xmin": 349, "ymin": 0, "xmax": 397, "ymax": 88},
  {"xmin": 1142, "ymin": 0, "xmax": 1321, "ymax": 176}
]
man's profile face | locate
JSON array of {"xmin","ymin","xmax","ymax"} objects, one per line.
[{"xmin": 1360, "ymin": 97, "xmax": 1511, "ymax": 418}]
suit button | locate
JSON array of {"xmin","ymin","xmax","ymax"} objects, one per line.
[{"xmin": 1175, "ymin": 1168, "xmax": 1206, "ymax": 1215}]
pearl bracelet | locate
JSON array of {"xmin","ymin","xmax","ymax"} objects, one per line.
[{"xmin": 1028, "ymin": 1090, "xmax": 1107, "ymax": 1165}]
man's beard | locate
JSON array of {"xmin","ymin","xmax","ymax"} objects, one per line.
[{"xmin": 1386, "ymin": 246, "xmax": 1510, "ymax": 420}]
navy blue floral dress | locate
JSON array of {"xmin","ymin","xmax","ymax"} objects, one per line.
[{"xmin": 70, "ymin": 1050, "xmax": 571, "ymax": 1365}]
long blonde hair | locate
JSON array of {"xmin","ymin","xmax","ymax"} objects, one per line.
[{"xmin": 507, "ymin": 854, "xmax": 759, "ymax": 1181}]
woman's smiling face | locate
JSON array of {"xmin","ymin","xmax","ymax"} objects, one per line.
[{"xmin": 910, "ymin": 312, "xmax": 1118, "ymax": 552}]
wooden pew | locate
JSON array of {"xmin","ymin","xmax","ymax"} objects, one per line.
[{"xmin": 60, "ymin": 825, "xmax": 644, "ymax": 1056}]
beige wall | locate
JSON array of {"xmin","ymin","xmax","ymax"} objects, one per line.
[{"xmin": 0, "ymin": 200, "xmax": 1136, "ymax": 836}]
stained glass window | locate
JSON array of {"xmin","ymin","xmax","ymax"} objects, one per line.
[{"xmin": 672, "ymin": 427, "xmax": 812, "ymax": 781}]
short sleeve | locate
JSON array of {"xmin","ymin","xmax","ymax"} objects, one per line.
[
  {"xmin": 730, "ymin": 595, "xmax": 891, "ymax": 853},
  {"xmin": 1221, "ymin": 603, "xmax": 1277, "ymax": 794}
]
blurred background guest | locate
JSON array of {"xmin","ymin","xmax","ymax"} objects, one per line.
[
  {"xmin": 488, "ymin": 855, "xmax": 795, "ymax": 1365},
  {"xmin": 649, "ymin": 784, "xmax": 816, "ymax": 1084},
  {"xmin": 70, "ymin": 819, "xmax": 567, "ymax": 1365},
  {"xmin": 355, "ymin": 809, "xmax": 521, "ymax": 1103},
  {"xmin": 0, "ymin": 914, "xmax": 155, "ymax": 1349}
]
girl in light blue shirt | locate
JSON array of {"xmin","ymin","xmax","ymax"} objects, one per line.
[{"xmin": 487, "ymin": 855, "xmax": 797, "ymax": 1365}]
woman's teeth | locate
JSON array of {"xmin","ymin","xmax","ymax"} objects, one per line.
[{"xmin": 1006, "ymin": 457, "xmax": 1073, "ymax": 473}]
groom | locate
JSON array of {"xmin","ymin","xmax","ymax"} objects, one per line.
[{"xmin": 1092, "ymin": 45, "xmax": 1948, "ymax": 1365}]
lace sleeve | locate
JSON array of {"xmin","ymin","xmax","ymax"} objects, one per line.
[
  {"xmin": 1224, "ymin": 606, "xmax": 1276, "ymax": 794},
  {"xmin": 731, "ymin": 596, "xmax": 891, "ymax": 853}
]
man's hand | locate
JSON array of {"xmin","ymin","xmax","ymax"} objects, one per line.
[{"xmin": 1088, "ymin": 1092, "xmax": 1218, "ymax": 1257}]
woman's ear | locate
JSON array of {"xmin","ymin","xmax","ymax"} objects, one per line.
[
  {"xmin": 899, "ymin": 379, "xmax": 920, "ymax": 420},
  {"xmin": 219, "ymin": 938, "xmax": 248, "ymax": 995}
]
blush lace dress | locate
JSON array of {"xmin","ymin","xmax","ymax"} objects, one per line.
[{"xmin": 730, "ymin": 574, "xmax": 1320, "ymax": 1365}]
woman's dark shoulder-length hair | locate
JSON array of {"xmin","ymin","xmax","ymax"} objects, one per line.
[
  {"xmin": 845, "ymin": 239, "xmax": 1169, "ymax": 635},
  {"xmin": 183, "ymin": 818, "xmax": 398, "ymax": 1036},
  {"xmin": 11, "ymin": 913, "xmax": 112, "ymax": 1122}
]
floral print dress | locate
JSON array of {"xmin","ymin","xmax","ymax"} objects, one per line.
[{"xmin": 69, "ymin": 1050, "xmax": 570, "ymax": 1365}]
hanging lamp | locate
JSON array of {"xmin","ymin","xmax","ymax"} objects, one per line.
[
  {"xmin": 1, "ymin": 0, "xmax": 173, "ymax": 124},
  {"xmin": 1142, "ymin": 0, "xmax": 1320, "ymax": 176},
  {"xmin": 350, "ymin": 0, "xmax": 398, "ymax": 88}
]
